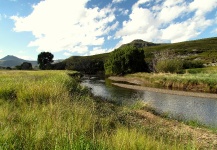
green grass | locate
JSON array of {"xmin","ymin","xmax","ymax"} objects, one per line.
[
  {"xmin": 128, "ymin": 66, "xmax": 217, "ymax": 93},
  {"xmin": 0, "ymin": 70, "xmax": 198, "ymax": 149}
]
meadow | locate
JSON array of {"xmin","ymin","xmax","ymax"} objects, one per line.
[{"xmin": 0, "ymin": 70, "xmax": 206, "ymax": 149}]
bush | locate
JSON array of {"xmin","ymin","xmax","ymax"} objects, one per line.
[
  {"xmin": 155, "ymin": 59, "xmax": 183, "ymax": 73},
  {"xmin": 183, "ymin": 60, "xmax": 204, "ymax": 69}
]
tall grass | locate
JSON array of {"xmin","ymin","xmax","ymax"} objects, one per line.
[
  {"xmin": 0, "ymin": 71, "xmax": 196, "ymax": 149},
  {"xmin": 128, "ymin": 67, "xmax": 217, "ymax": 92}
]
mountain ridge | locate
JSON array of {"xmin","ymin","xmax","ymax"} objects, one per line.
[{"xmin": 0, "ymin": 55, "xmax": 37, "ymax": 68}]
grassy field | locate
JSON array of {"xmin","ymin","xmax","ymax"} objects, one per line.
[
  {"xmin": 0, "ymin": 70, "xmax": 201, "ymax": 149},
  {"xmin": 127, "ymin": 66, "xmax": 217, "ymax": 93}
]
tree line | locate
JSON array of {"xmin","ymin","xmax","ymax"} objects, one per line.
[{"xmin": 37, "ymin": 47, "xmax": 204, "ymax": 75}]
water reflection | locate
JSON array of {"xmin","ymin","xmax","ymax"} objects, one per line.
[{"xmin": 81, "ymin": 78, "xmax": 217, "ymax": 127}]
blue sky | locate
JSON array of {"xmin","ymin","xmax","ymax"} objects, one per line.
[{"xmin": 0, "ymin": 0, "xmax": 216, "ymax": 60}]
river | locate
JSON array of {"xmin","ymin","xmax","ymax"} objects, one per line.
[{"xmin": 81, "ymin": 77, "xmax": 217, "ymax": 127}]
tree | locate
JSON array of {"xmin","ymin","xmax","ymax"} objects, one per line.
[
  {"xmin": 65, "ymin": 56, "xmax": 104, "ymax": 74},
  {"xmin": 20, "ymin": 62, "xmax": 33, "ymax": 70},
  {"xmin": 104, "ymin": 46, "xmax": 148, "ymax": 75},
  {"xmin": 37, "ymin": 52, "xmax": 54, "ymax": 70}
]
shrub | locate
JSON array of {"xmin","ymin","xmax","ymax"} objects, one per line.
[
  {"xmin": 183, "ymin": 60, "xmax": 204, "ymax": 69},
  {"xmin": 155, "ymin": 59, "xmax": 183, "ymax": 73}
]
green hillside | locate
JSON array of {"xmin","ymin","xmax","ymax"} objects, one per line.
[
  {"xmin": 61, "ymin": 53, "xmax": 109, "ymax": 74},
  {"xmin": 143, "ymin": 37, "xmax": 217, "ymax": 64},
  {"xmin": 57, "ymin": 37, "xmax": 217, "ymax": 73}
]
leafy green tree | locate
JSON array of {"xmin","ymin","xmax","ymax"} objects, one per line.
[
  {"xmin": 104, "ymin": 46, "xmax": 148, "ymax": 75},
  {"xmin": 37, "ymin": 52, "xmax": 54, "ymax": 70}
]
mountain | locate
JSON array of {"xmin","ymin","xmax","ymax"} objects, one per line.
[
  {"xmin": 120, "ymin": 39, "xmax": 161, "ymax": 48},
  {"xmin": 0, "ymin": 55, "xmax": 37, "ymax": 68}
]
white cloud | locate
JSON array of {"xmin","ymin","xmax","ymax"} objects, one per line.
[
  {"xmin": 112, "ymin": 0, "xmax": 125, "ymax": 4},
  {"xmin": 63, "ymin": 52, "xmax": 72, "ymax": 56},
  {"xmin": 133, "ymin": 0, "xmax": 151, "ymax": 9},
  {"xmin": 119, "ymin": 8, "xmax": 129, "ymax": 15},
  {"xmin": 89, "ymin": 47, "xmax": 107, "ymax": 55},
  {"xmin": 107, "ymin": 36, "xmax": 112, "ymax": 40},
  {"xmin": 89, "ymin": 47, "xmax": 112, "ymax": 55},
  {"xmin": 212, "ymin": 29, "xmax": 217, "ymax": 34},
  {"xmin": 157, "ymin": 0, "xmax": 187, "ymax": 23},
  {"xmin": 189, "ymin": 0, "xmax": 217, "ymax": 16},
  {"xmin": 0, "ymin": 50, "xmax": 3, "ymax": 53},
  {"xmin": 163, "ymin": 0, "xmax": 184, "ymax": 7},
  {"xmin": 69, "ymin": 46, "xmax": 89, "ymax": 54},
  {"xmin": 115, "ymin": 0, "xmax": 217, "ymax": 46},
  {"xmin": 11, "ymin": 0, "xmax": 116, "ymax": 54},
  {"xmin": 162, "ymin": 16, "xmax": 213, "ymax": 43}
]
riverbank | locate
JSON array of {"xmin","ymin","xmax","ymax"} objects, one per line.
[
  {"xmin": 0, "ymin": 70, "xmax": 217, "ymax": 149},
  {"xmin": 134, "ymin": 107, "xmax": 217, "ymax": 149},
  {"xmin": 109, "ymin": 77, "xmax": 217, "ymax": 99},
  {"xmin": 109, "ymin": 70, "xmax": 217, "ymax": 96}
]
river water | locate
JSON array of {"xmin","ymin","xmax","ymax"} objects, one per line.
[{"xmin": 81, "ymin": 78, "xmax": 217, "ymax": 127}]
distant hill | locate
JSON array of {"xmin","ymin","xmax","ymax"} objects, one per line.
[{"xmin": 0, "ymin": 55, "xmax": 37, "ymax": 68}]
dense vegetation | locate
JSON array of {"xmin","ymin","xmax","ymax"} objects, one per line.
[
  {"xmin": 0, "ymin": 71, "xmax": 199, "ymax": 149},
  {"xmin": 63, "ymin": 53, "xmax": 109, "ymax": 74},
  {"xmin": 15, "ymin": 62, "xmax": 33, "ymax": 70},
  {"xmin": 104, "ymin": 46, "xmax": 148, "ymax": 75}
]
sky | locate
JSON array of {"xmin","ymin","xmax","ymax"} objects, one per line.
[{"xmin": 0, "ymin": 0, "xmax": 216, "ymax": 60}]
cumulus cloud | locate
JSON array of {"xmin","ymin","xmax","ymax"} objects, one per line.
[
  {"xmin": 11, "ymin": 0, "xmax": 116, "ymax": 54},
  {"xmin": 189, "ymin": 0, "xmax": 217, "ymax": 16},
  {"xmin": 115, "ymin": 0, "xmax": 217, "ymax": 46},
  {"xmin": 10, "ymin": 0, "xmax": 217, "ymax": 57}
]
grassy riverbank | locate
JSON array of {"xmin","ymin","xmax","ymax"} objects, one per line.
[
  {"xmin": 0, "ymin": 70, "xmax": 216, "ymax": 149},
  {"xmin": 125, "ymin": 66, "xmax": 217, "ymax": 93}
]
